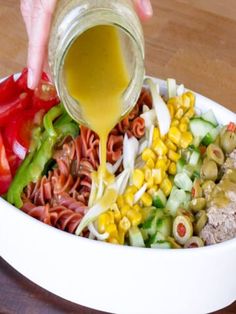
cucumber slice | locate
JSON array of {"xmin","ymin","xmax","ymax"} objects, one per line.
[
  {"xmin": 148, "ymin": 231, "xmax": 166, "ymax": 246},
  {"xmin": 142, "ymin": 209, "xmax": 164, "ymax": 236},
  {"xmin": 153, "ymin": 189, "xmax": 167, "ymax": 208},
  {"xmin": 151, "ymin": 241, "xmax": 172, "ymax": 249},
  {"xmin": 128, "ymin": 226, "xmax": 145, "ymax": 247},
  {"xmin": 201, "ymin": 126, "xmax": 221, "ymax": 146},
  {"xmin": 182, "ymin": 164, "xmax": 194, "ymax": 178},
  {"xmin": 166, "ymin": 187, "xmax": 187, "ymax": 216},
  {"xmin": 174, "ymin": 173, "xmax": 193, "ymax": 192},
  {"xmin": 177, "ymin": 158, "xmax": 186, "ymax": 173},
  {"xmin": 189, "ymin": 150, "xmax": 200, "ymax": 166},
  {"xmin": 156, "ymin": 215, "xmax": 173, "ymax": 237},
  {"xmin": 201, "ymin": 109, "xmax": 218, "ymax": 127},
  {"xmin": 189, "ymin": 118, "xmax": 215, "ymax": 139}
]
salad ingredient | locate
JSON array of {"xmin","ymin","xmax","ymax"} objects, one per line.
[
  {"xmin": 152, "ymin": 189, "xmax": 167, "ymax": 208},
  {"xmin": 173, "ymin": 215, "xmax": 193, "ymax": 245},
  {"xmin": 144, "ymin": 78, "xmax": 171, "ymax": 136},
  {"xmin": 128, "ymin": 226, "xmax": 145, "ymax": 247},
  {"xmin": 200, "ymin": 160, "xmax": 218, "ymax": 181},
  {"xmin": 184, "ymin": 236, "xmax": 204, "ymax": 248},
  {"xmin": 220, "ymin": 129, "xmax": 236, "ymax": 154},
  {"xmin": 7, "ymin": 105, "xmax": 79, "ymax": 207},
  {"xmin": 206, "ymin": 144, "xmax": 224, "ymax": 165},
  {"xmin": 0, "ymin": 132, "xmax": 12, "ymax": 194},
  {"xmin": 201, "ymin": 109, "xmax": 218, "ymax": 127},
  {"xmin": 174, "ymin": 172, "xmax": 193, "ymax": 192},
  {"xmin": 194, "ymin": 211, "xmax": 208, "ymax": 234},
  {"xmin": 200, "ymin": 152, "xmax": 236, "ymax": 244},
  {"xmin": 189, "ymin": 118, "xmax": 215, "ymax": 139},
  {"xmin": 189, "ymin": 198, "xmax": 206, "ymax": 212}
]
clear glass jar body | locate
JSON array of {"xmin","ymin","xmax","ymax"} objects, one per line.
[{"xmin": 48, "ymin": 0, "xmax": 145, "ymax": 127}]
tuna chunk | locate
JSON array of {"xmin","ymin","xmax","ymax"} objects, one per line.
[{"xmin": 200, "ymin": 149, "xmax": 236, "ymax": 245}]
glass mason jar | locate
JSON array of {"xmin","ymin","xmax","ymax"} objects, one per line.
[{"xmin": 48, "ymin": 0, "xmax": 145, "ymax": 127}]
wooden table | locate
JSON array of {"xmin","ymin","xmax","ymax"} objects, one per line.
[{"xmin": 0, "ymin": 0, "xmax": 235, "ymax": 313}]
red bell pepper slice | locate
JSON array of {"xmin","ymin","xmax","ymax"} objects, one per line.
[
  {"xmin": 227, "ymin": 122, "xmax": 236, "ymax": 132},
  {"xmin": 0, "ymin": 92, "xmax": 31, "ymax": 127},
  {"xmin": 33, "ymin": 79, "xmax": 60, "ymax": 111},
  {"xmin": 0, "ymin": 132, "xmax": 12, "ymax": 195},
  {"xmin": 0, "ymin": 75, "xmax": 19, "ymax": 103}
]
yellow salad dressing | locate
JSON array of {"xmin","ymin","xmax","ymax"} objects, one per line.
[
  {"xmin": 64, "ymin": 25, "xmax": 130, "ymax": 174},
  {"xmin": 64, "ymin": 25, "xmax": 130, "ymax": 204}
]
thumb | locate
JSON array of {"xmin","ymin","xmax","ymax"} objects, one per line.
[{"xmin": 132, "ymin": 0, "xmax": 153, "ymax": 21}]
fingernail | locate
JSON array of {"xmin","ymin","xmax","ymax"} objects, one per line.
[
  {"xmin": 28, "ymin": 68, "xmax": 34, "ymax": 89},
  {"xmin": 141, "ymin": 0, "xmax": 153, "ymax": 16}
]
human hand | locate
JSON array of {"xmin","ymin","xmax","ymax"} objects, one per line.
[{"xmin": 21, "ymin": 0, "xmax": 153, "ymax": 90}]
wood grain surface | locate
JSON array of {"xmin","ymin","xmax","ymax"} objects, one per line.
[{"xmin": 0, "ymin": 0, "xmax": 235, "ymax": 313}]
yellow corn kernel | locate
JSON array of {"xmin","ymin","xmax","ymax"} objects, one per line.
[
  {"xmin": 133, "ymin": 204, "xmax": 141, "ymax": 212},
  {"xmin": 147, "ymin": 185, "xmax": 158, "ymax": 196},
  {"xmin": 182, "ymin": 93, "xmax": 191, "ymax": 110},
  {"xmin": 116, "ymin": 195, "xmax": 124, "ymax": 209},
  {"xmin": 185, "ymin": 91, "xmax": 195, "ymax": 107},
  {"xmin": 146, "ymin": 158, "xmax": 155, "ymax": 169},
  {"xmin": 168, "ymin": 103, "xmax": 175, "ymax": 119},
  {"xmin": 180, "ymin": 116, "xmax": 189, "ymax": 125},
  {"xmin": 155, "ymin": 157, "xmax": 167, "ymax": 170},
  {"xmin": 127, "ymin": 210, "xmax": 142, "ymax": 227},
  {"xmin": 140, "ymin": 192, "xmax": 153, "ymax": 207},
  {"xmin": 144, "ymin": 167, "xmax": 152, "ymax": 181},
  {"xmin": 168, "ymin": 162, "xmax": 177, "ymax": 175},
  {"xmin": 119, "ymin": 216, "xmax": 131, "ymax": 232},
  {"xmin": 97, "ymin": 213, "xmax": 109, "ymax": 233},
  {"xmin": 171, "ymin": 119, "xmax": 179, "ymax": 127},
  {"xmin": 111, "ymin": 203, "xmax": 121, "ymax": 223},
  {"xmin": 142, "ymin": 148, "xmax": 156, "ymax": 162},
  {"xmin": 160, "ymin": 178, "xmax": 173, "ymax": 196},
  {"xmin": 184, "ymin": 107, "xmax": 195, "ymax": 119},
  {"xmin": 118, "ymin": 232, "xmax": 125, "ymax": 245},
  {"xmin": 175, "ymin": 108, "xmax": 184, "ymax": 120},
  {"xmin": 146, "ymin": 176, "xmax": 154, "ymax": 188},
  {"xmin": 168, "ymin": 126, "xmax": 182, "ymax": 145},
  {"xmin": 152, "ymin": 168, "xmax": 165, "ymax": 185},
  {"xmin": 165, "ymin": 159, "xmax": 171, "ymax": 171},
  {"xmin": 168, "ymin": 150, "xmax": 181, "ymax": 162},
  {"xmin": 107, "ymin": 210, "xmax": 115, "ymax": 223},
  {"xmin": 132, "ymin": 169, "xmax": 145, "ymax": 189},
  {"xmin": 168, "ymin": 96, "xmax": 182, "ymax": 108},
  {"xmin": 179, "ymin": 122, "xmax": 188, "ymax": 132},
  {"xmin": 165, "ymin": 139, "xmax": 177, "ymax": 151},
  {"xmin": 124, "ymin": 192, "xmax": 134, "ymax": 207},
  {"xmin": 126, "ymin": 185, "xmax": 138, "ymax": 194},
  {"xmin": 108, "ymin": 237, "xmax": 119, "ymax": 244},
  {"xmin": 120, "ymin": 204, "xmax": 130, "ymax": 217},
  {"xmin": 153, "ymin": 127, "xmax": 160, "ymax": 141},
  {"xmin": 152, "ymin": 139, "xmax": 168, "ymax": 156},
  {"xmin": 180, "ymin": 131, "xmax": 193, "ymax": 149},
  {"xmin": 106, "ymin": 223, "xmax": 118, "ymax": 238}
]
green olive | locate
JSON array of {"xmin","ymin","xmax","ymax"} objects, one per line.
[
  {"xmin": 192, "ymin": 178, "xmax": 202, "ymax": 198},
  {"xmin": 184, "ymin": 236, "xmax": 204, "ymax": 248},
  {"xmin": 189, "ymin": 197, "xmax": 206, "ymax": 212},
  {"xmin": 194, "ymin": 211, "xmax": 208, "ymax": 235},
  {"xmin": 201, "ymin": 160, "xmax": 218, "ymax": 181},
  {"xmin": 220, "ymin": 131, "xmax": 236, "ymax": 154},
  {"xmin": 214, "ymin": 135, "xmax": 220, "ymax": 146},
  {"xmin": 202, "ymin": 180, "xmax": 215, "ymax": 196},
  {"xmin": 173, "ymin": 215, "xmax": 193, "ymax": 245},
  {"xmin": 176, "ymin": 208, "xmax": 194, "ymax": 222},
  {"xmin": 206, "ymin": 144, "xmax": 224, "ymax": 165}
]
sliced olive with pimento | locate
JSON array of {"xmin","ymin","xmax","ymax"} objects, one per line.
[
  {"xmin": 173, "ymin": 215, "xmax": 193, "ymax": 245},
  {"xmin": 206, "ymin": 144, "xmax": 224, "ymax": 165},
  {"xmin": 191, "ymin": 178, "xmax": 202, "ymax": 198},
  {"xmin": 221, "ymin": 130, "xmax": 236, "ymax": 154},
  {"xmin": 184, "ymin": 236, "xmax": 204, "ymax": 248}
]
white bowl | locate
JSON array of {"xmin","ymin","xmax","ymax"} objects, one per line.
[{"xmin": 0, "ymin": 77, "xmax": 236, "ymax": 314}]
